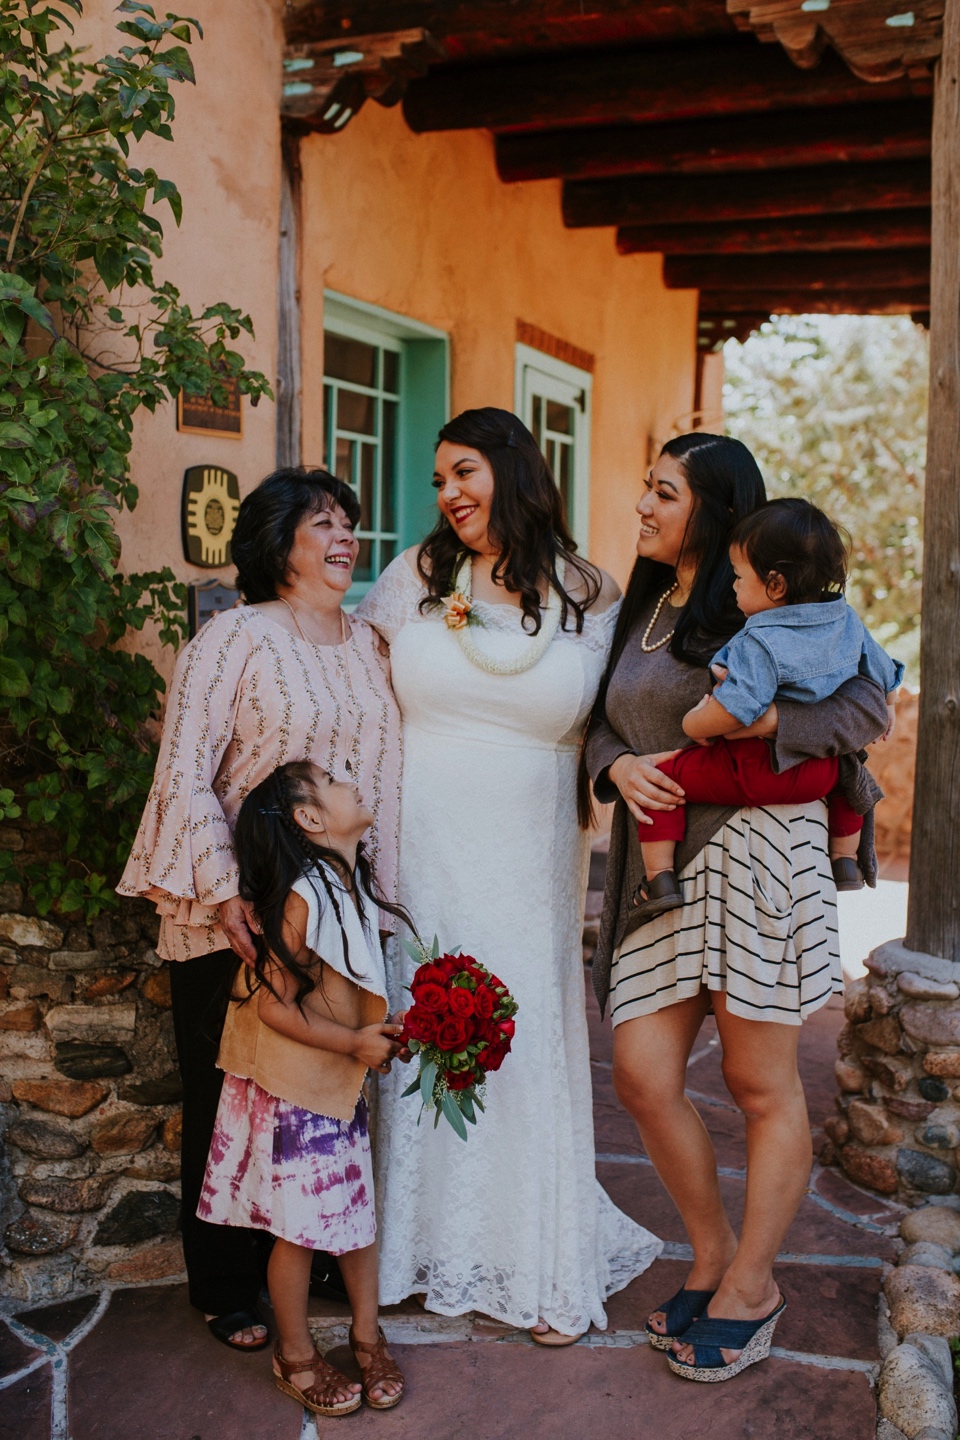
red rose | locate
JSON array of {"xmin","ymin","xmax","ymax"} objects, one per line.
[
  {"xmin": 498, "ymin": 1017, "xmax": 516, "ymax": 1039},
  {"xmin": 449, "ymin": 987, "xmax": 475, "ymax": 1018},
  {"xmin": 412, "ymin": 982, "xmax": 449, "ymax": 1014},
  {"xmin": 444, "ymin": 1070, "xmax": 474, "ymax": 1091},
  {"xmin": 477, "ymin": 1041, "xmax": 508, "ymax": 1072},
  {"xmin": 436, "ymin": 1015, "xmax": 469, "ymax": 1051},
  {"xmin": 473, "ymin": 984, "xmax": 494, "ymax": 1019},
  {"xmin": 413, "ymin": 963, "xmax": 447, "ymax": 989},
  {"xmin": 404, "ymin": 1010, "xmax": 439, "ymax": 1044},
  {"xmin": 435, "ymin": 956, "xmax": 461, "ymax": 978}
]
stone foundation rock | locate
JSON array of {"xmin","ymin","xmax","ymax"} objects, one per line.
[
  {"xmin": 829, "ymin": 940, "xmax": 960, "ymax": 1207},
  {"xmin": 0, "ymin": 817, "xmax": 182, "ymax": 1304}
]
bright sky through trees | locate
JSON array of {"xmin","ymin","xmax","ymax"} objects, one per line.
[{"xmin": 723, "ymin": 315, "xmax": 927, "ymax": 684}]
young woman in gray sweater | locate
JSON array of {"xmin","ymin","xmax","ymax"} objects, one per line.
[{"xmin": 583, "ymin": 433, "xmax": 888, "ymax": 1383}]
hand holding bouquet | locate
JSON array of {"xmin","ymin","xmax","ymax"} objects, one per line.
[{"xmin": 398, "ymin": 937, "xmax": 518, "ymax": 1140}]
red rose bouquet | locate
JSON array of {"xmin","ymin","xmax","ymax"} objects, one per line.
[{"xmin": 398, "ymin": 937, "xmax": 518, "ymax": 1140}]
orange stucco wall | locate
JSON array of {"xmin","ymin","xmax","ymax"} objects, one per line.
[
  {"xmin": 298, "ymin": 105, "xmax": 698, "ymax": 590},
  {"xmin": 82, "ymin": 0, "xmax": 286, "ymax": 678}
]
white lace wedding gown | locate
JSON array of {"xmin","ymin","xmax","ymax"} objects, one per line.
[{"xmin": 357, "ymin": 556, "xmax": 661, "ymax": 1334}]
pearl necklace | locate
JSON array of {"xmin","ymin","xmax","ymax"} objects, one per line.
[
  {"xmin": 449, "ymin": 558, "xmax": 562, "ymax": 676},
  {"xmin": 640, "ymin": 584, "xmax": 680, "ymax": 653}
]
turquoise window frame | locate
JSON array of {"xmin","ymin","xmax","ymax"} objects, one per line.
[{"xmin": 323, "ymin": 291, "xmax": 449, "ymax": 604}]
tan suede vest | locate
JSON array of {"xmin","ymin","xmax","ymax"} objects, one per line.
[{"xmin": 218, "ymin": 964, "xmax": 387, "ymax": 1122}]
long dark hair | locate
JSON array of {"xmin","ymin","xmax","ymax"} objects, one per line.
[
  {"xmin": 232, "ymin": 468, "xmax": 361, "ymax": 604},
  {"xmin": 233, "ymin": 761, "xmax": 413, "ymax": 1009},
  {"xmin": 417, "ymin": 406, "xmax": 601, "ymax": 634},
  {"xmin": 576, "ymin": 432, "xmax": 766, "ymax": 826}
]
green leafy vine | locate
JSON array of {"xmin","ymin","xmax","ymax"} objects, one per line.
[{"xmin": 0, "ymin": 1, "xmax": 272, "ymax": 920}]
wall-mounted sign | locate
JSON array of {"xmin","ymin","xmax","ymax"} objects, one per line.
[
  {"xmin": 187, "ymin": 578, "xmax": 240, "ymax": 637},
  {"xmin": 181, "ymin": 466, "xmax": 241, "ymax": 568},
  {"xmin": 177, "ymin": 377, "xmax": 243, "ymax": 438}
]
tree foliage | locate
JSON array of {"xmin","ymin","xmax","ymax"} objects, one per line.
[
  {"xmin": 0, "ymin": 0, "xmax": 271, "ymax": 918},
  {"xmin": 723, "ymin": 314, "xmax": 927, "ymax": 683}
]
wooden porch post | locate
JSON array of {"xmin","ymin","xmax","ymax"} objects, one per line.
[{"xmin": 906, "ymin": 0, "xmax": 960, "ymax": 962}]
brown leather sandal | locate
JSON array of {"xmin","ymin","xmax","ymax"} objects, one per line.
[
  {"xmin": 349, "ymin": 1325, "xmax": 405, "ymax": 1410},
  {"xmin": 272, "ymin": 1343, "xmax": 362, "ymax": 1416}
]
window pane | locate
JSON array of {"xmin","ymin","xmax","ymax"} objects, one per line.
[
  {"xmin": 337, "ymin": 387, "xmax": 375, "ymax": 435},
  {"xmin": 325, "ymin": 332, "xmax": 376, "ymax": 387},
  {"xmin": 335, "ymin": 435, "xmax": 355, "ymax": 486},
  {"xmin": 546, "ymin": 437, "xmax": 557, "ymax": 476},
  {"xmin": 557, "ymin": 441, "xmax": 572, "ymax": 501},
  {"xmin": 360, "ymin": 442, "xmax": 375, "ymax": 530},
  {"xmin": 530, "ymin": 395, "xmax": 543, "ymax": 446},
  {"xmin": 382, "ymin": 400, "xmax": 397, "ymax": 531},
  {"xmin": 354, "ymin": 536, "xmax": 373, "ymax": 582},
  {"xmin": 546, "ymin": 399, "xmax": 574, "ymax": 435},
  {"xmin": 383, "ymin": 349, "xmax": 399, "ymax": 394},
  {"xmin": 380, "ymin": 538, "xmax": 397, "ymax": 570}
]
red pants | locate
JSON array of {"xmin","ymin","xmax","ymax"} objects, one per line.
[{"xmin": 640, "ymin": 737, "xmax": 862, "ymax": 844}]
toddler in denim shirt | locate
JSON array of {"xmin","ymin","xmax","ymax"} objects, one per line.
[{"xmin": 636, "ymin": 498, "xmax": 902, "ymax": 919}]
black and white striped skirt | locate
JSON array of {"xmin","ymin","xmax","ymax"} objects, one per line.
[{"xmin": 609, "ymin": 803, "xmax": 843, "ymax": 1028}]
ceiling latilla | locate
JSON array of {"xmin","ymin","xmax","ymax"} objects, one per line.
[
  {"xmin": 282, "ymin": 29, "xmax": 445, "ymax": 133},
  {"xmin": 727, "ymin": 0, "xmax": 942, "ymax": 82}
]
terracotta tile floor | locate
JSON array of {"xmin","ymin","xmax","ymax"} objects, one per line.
[{"xmin": 1, "ymin": 976, "xmax": 901, "ymax": 1440}]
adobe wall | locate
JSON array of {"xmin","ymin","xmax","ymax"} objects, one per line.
[{"xmin": 298, "ymin": 105, "xmax": 699, "ymax": 591}]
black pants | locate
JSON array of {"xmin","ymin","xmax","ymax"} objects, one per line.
[{"xmin": 169, "ymin": 948, "xmax": 266, "ymax": 1316}]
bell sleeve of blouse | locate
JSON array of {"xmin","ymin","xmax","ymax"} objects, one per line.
[
  {"xmin": 117, "ymin": 612, "xmax": 255, "ymax": 919},
  {"xmin": 772, "ymin": 674, "xmax": 889, "ymax": 774},
  {"xmin": 354, "ymin": 553, "xmax": 423, "ymax": 645}
]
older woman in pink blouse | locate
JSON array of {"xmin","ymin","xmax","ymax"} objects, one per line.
[{"xmin": 120, "ymin": 468, "xmax": 401, "ymax": 1353}]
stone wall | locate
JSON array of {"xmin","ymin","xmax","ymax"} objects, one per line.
[
  {"xmin": 0, "ymin": 821, "xmax": 184, "ymax": 1307},
  {"xmin": 823, "ymin": 940, "xmax": 960, "ymax": 1205}
]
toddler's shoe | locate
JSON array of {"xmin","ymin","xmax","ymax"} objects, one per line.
[
  {"xmin": 633, "ymin": 870, "xmax": 684, "ymax": 918},
  {"xmin": 831, "ymin": 857, "xmax": 864, "ymax": 892}
]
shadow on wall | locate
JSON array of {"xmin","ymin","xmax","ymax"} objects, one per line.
[{"xmin": 868, "ymin": 689, "xmax": 916, "ymax": 863}]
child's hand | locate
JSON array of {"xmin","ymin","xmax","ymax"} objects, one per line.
[
  {"xmin": 710, "ymin": 663, "xmax": 728, "ymax": 685},
  {"xmin": 352, "ymin": 1022, "xmax": 404, "ymax": 1074},
  {"xmin": 390, "ymin": 1011, "xmax": 413, "ymax": 1063},
  {"xmin": 684, "ymin": 694, "xmax": 715, "ymax": 745}
]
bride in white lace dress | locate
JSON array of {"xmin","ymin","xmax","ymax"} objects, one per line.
[{"xmin": 358, "ymin": 408, "xmax": 661, "ymax": 1340}]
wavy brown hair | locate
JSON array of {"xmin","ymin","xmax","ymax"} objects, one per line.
[{"xmin": 417, "ymin": 407, "xmax": 601, "ymax": 634}]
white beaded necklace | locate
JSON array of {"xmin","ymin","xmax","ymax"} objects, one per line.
[
  {"xmin": 449, "ymin": 557, "xmax": 562, "ymax": 676},
  {"xmin": 640, "ymin": 583, "xmax": 680, "ymax": 653}
]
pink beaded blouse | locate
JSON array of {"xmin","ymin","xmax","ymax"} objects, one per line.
[{"xmin": 118, "ymin": 607, "xmax": 402, "ymax": 961}]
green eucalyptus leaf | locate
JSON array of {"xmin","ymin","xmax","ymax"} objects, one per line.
[
  {"xmin": 419, "ymin": 1058, "xmax": 437, "ymax": 1107},
  {"xmin": 441, "ymin": 1091, "xmax": 468, "ymax": 1141}
]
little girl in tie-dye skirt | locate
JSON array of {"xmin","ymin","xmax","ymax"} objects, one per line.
[{"xmin": 198, "ymin": 759, "xmax": 410, "ymax": 1417}]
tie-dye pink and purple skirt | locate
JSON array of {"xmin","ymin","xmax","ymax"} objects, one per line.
[{"xmin": 197, "ymin": 1074, "xmax": 376, "ymax": 1253}]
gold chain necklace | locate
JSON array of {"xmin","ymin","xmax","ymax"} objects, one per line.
[
  {"xmin": 277, "ymin": 598, "xmax": 360, "ymax": 774},
  {"xmin": 640, "ymin": 584, "xmax": 679, "ymax": 653}
]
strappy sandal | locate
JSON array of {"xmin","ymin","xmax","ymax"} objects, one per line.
[
  {"xmin": 349, "ymin": 1325, "xmax": 405, "ymax": 1410},
  {"xmin": 644, "ymin": 1287, "xmax": 715, "ymax": 1352},
  {"xmin": 632, "ymin": 870, "xmax": 684, "ymax": 919},
  {"xmin": 831, "ymin": 857, "xmax": 864, "ymax": 892},
  {"xmin": 666, "ymin": 1297, "xmax": 786, "ymax": 1383},
  {"xmin": 530, "ymin": 1322, "xmax": 585, "ymax": 1347},
  {"xmin": 272, "ymin": 1343, "xmax": 362, "ymax": 1416}
]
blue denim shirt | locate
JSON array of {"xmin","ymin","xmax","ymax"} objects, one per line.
[{"xmin": 711, "ymin": 598, "xmax": 904, "ymax": 729}]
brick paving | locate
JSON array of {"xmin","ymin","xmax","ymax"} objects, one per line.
[{"xmin": 0, "ymin": 969, "xmax": 905, "ymax": 1440}]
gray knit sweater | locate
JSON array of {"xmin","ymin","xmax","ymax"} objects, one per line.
[{"xmin": 584, "ymin": 597, "xmax": 890, "ymax": 1014}]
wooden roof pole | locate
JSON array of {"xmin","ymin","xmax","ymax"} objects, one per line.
[{"xmin": 907, "ymin": 0, "xmax": 960, "ymax": 963}]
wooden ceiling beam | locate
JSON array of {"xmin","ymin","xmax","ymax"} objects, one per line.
[
  {"xmin": 617, "ymin": 209, "xmax": 932, "ymax": 255},
  {"xmin": 663, "ymin": 248, "xmax": 931, "ymax": 292},
  {"xmin": 495, "ymin": 98, "xmax": 931, "ymax": 183},
  {"xmin": 563, "ymin": 159, "xmax": 931, "ymax": 228},
  {"xmin": 727, "ymin": 0, "xmax": 942, "ymax": 84},
  {"xmin": 402, "ymin": 39, "xmax": 918, "ymax": 136},
  {"xmin": 697, "ymin": 288, "xmax": 929, "ymax": 314},
  {"xmin": 286, "ymin": 2, "xmax": 738, "ymax": 58}
]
